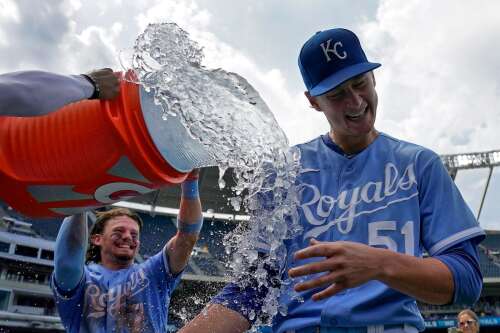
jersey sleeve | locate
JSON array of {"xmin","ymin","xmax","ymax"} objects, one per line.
[
  {"xmin": 53, "ymin": 215, "xmax": 86, "ymax": 292},
  {"xmin": 138, "ymin": 248, "xmax": 183, "ymax": 297},
  {"xmin": 0, "ymin": 70, "xmax": 93, "ymax": 117},
  {"xmin": 50, "ymin": 267, "xmax": 88, "ymax": 331},
  {"xmin": 418, "ymin": 153, "xmax": 485, "ymax": 255},
  {"xmin": 435, "ymin": 239, "xmax": 483, "ymax": 305},
  {"xmin": 211, "ymin": 259, "xmax": 280, "ymax": 323},
  {"xmin": 211, "ymin": 282, "xmax": 268, "ymax": 324}
]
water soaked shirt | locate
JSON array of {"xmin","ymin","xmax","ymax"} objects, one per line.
[{"xmin": 51, "ymin": 250, "xmax": 181, "ymax": 333}]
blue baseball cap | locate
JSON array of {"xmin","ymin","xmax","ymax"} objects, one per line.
[{"xmin": 298, "ymin": 28, "xmax": 381, "ymax": 96}]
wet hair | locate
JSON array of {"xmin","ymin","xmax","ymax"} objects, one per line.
[
  {"xmin": 458, "ymin": 309, "xmax": 480, "ymax": 329},
  {"xmin": 85, "ymin": 208, "xmax": 143, "ymax": 264}
]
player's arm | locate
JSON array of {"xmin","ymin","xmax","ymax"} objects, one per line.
[
  {"xmin": 289, "ymin": 238, "xmax": 481, "ymax": 305},
  {"xmin": 165, "ymin": 169, "xmax": 202, "ymax": 275},
  {"xmin": 370, "ymin": 246, "xmax": 454, "ymax": 304},
  {"xmin": 179, "ymin": 304, "xmax": 250, "ymax": 333},
  {"xmin": 182, "ymin": 249, "xmax": 280, "ymax": 332},
  {"xmin": 180, "ymin": 272, "xmax": 266, "ymax": 333},
  {"xmin": 373, "ymin": 239, "xmax": 482, "ymax": 305},
  {"xmin": 53, "ymin": 213, "xmax": 87, "ymax": 292},
  {"xmin": 0, "ymin": 68, "xmax": 119, "ymax": 117}
]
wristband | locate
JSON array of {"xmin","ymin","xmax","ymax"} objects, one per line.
[
  {"xmin": 181, "ymin": 179, "xmax": 199, "ymax": 199},
  {"xmin": 81, "ymin": 74, "xmax": 100, "ymax": 99},
  {"xmin": 176, "ymin": 217, "xmax": 203, "ymax": 234}
]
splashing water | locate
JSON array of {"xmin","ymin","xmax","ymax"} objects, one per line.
[{"xmin": 130, "ymin": 22, "xmax": 303, "ymax": 329}]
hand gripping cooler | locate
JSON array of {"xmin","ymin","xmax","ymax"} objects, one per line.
[{"xmin": 0, "ymin": 72, "xmax": 214, "ymax": 218}]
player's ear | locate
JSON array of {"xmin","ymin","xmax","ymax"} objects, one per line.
[
  {"xmin": 305, "ymin": 91, "xmax": 321, "ymax": 112},
  {"xmin": 91, "ymin": 234, "xmax": 103, "ymax": 246}
]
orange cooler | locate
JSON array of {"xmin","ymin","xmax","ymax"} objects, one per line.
[{"xmin": 0, "ymin": 72, "xmax": 214, "ymax": 218}]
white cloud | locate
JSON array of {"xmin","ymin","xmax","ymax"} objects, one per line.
[
  {"xmin": 135, "ymin": 0, "xmax": 211, "ymax": 33},
  {"xmin": 0, "ymin": 0, "xmax": 20, "ymax": 23},
  {"xmin": 359, "ymin": 0, "xmax": 500, "ymax": 154}
]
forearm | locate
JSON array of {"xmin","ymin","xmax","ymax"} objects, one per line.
[
  {"xmin": 378, "ymin": 249, "xmax": 454, "ymax": 304},
  {"xmin": 179, "ymin": 304, "xmax": 249, "ymax": 333},
  {"xmin": 0, "ymin": 71, "xmax": 93, "ymax": 117},
  {"xmin": 166, "ymin": 178, "xmax": 202, "ymax": 274},
  {"xmin": 166, "ymin": 230, "xmax": 198, "ymax": 274},
  {"xmin": 54, "ymin": 213, "xmax": 88, "ymax": 291}
]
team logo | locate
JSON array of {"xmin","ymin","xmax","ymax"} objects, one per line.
[
  {"xmin": 26, "ymin": 156, "xmax": 154, "ymax": 215},
  {"xmin": 299, "ymin": 162, "xmax": 418, "ymax": 237},
  {"xmin": 320, "ymin": 39, "xmax": 347, "ymax": 62}
]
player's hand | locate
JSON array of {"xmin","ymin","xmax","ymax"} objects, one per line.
[
  {"xmin": 288, "ymin": 239, "xmax": 386, "ymax": 301},
  {"xmin": 86, "ymin": 68, "xmax": 120, "ymax": 100}
]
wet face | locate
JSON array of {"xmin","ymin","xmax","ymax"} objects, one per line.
[
  {"xmin": 306, "ymin": 72, "xmax": 378, "ymax": 152},
  {"xmin": 92, "ymin": 215, "xmax": 140, "ymax": 268},
  {"xmin": 458, "ymin": 313, "xmax": 479, "ymax": 333}
]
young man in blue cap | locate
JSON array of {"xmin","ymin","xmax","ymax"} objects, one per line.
[{"xmin": 181, "ymin": 28, "xmax": 484, "ymax": 333}]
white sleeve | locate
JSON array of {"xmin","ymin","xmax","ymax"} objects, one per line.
[{"xmin": 0, "ymin": 70, "xmax": 94, "ymax": 117}]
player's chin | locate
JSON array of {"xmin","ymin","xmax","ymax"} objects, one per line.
[
  {"xmin": 114, "ymin": 250, "xmax": 136, "ymax": 261},
  {"xmin": 115, "ymin": 254, "xmax": 135, "ymax": 263}
]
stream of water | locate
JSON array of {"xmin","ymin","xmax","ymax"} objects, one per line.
[{"xmin": 129, "ymin": 22, "xmax": 304, "ymax": 330}]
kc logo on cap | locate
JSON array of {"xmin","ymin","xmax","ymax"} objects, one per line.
[
  {"xmin": 320, "ymin": 39, "xmax": 347, "ymax": 62},
  {"xmin": 298, "ymin": 28, "xmax": 381, "ymax": 96}
]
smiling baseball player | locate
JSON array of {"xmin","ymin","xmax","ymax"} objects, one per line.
[{"xmin": 180, "ymin": 27, "xmax": 485, "ymax": 333}]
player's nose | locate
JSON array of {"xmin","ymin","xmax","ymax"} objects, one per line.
[{"xmin": 344, "ymin": 86, "xmax": 363, "ymax": 108}]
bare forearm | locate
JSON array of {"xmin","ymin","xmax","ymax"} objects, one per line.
[
  {"xmin": 378, "ymin": 249, "xmax": 454, "ymax": 304},
  {"xmin": 166, "ymin": 232, "xmax": 198, "ymax": 274},
  {"xmin": 179, "ymin": 304, "xmax": 250, "ymax": 333},
  {"xmin": 178, "ymin": 193, "xmax": 202, "ymax": 222}
]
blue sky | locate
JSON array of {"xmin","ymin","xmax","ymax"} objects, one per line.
[{"xmin": 1, "ymin": 0, "xmax": 499, "ymax": 229}]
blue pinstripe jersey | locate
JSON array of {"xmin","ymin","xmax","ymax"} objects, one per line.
[{"xmin": 271, "ymin": 132, "xmax": 484, "ymax": 332}]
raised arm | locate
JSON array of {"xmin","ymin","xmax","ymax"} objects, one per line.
[
  {"xmin": 0, "ymin": 68, "xmax": 119, "ymax": 117},
  {"xmin": 53, "ymin": 213, "xmax": 88, "ymax": 292},
  {"xmin": 165, "ymin": 170, "xmax": 203, "ymax": 274}
]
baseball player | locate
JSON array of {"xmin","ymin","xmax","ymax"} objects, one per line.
[
  {"xmin": 180, "ymin": 28, "xmax": 485, "ymax": 333},
  {"xmin": 51, "ymin": 171, "xmax": 203, "ymax": 332}
]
